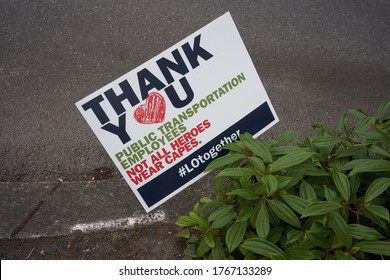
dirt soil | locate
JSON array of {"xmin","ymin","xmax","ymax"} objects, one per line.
[{"xmin": 0, "ymin": 223, "xmax": 186, "ymax": 260}]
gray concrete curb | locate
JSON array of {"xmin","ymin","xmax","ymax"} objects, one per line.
[{"xmin": 0, "ymin": 176, "xmax": 215, "ymax": 240}]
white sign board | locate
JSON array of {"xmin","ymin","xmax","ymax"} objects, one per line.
[{"xmin": 76, "ymin": 12, "xmax": 279, "ymax": 212}]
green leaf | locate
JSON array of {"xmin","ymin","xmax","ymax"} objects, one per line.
[
  {"xmin": 200, "ymin": 197, "xmax": 213, "ymax": 204},
  {"xmin": 299, "ymin": 180, "xmax": 316, "ymax": 200},
  {"xmin": 211, "ymin": 237, "xmax": 225, "ymax": 260},
  {"xmin": 237, "ymin": 206, "xmax": 254, "ymax": 222},
  {"xmin": 312, "ymin": 123, "xmax": 334, "ymax": 135},
  {"xmin": 192, "ymin": 202, "xmax": 200, "ymax": 215},
  {"xmin": 364, "ymin": 177, "xmax": 390, "ymax": 203},
  {"xmin": 267, "ymin": 200, "xmax": 301, "ymax": 228},
  {"xmin": 263, "ymin": 174, "xmax": 278, "ymax": 195},
  {"xmin": 354, "ymin": 130, "xmax": 386, "ymax": 144},
  {"xmin": 240, "ymin": 238, "xmax": 286, "ymax": 259},
  {"xmin": 183, "ymin": 244, "xmax": 197, "ymax": 259},
  {"xmin": 348, "ymin": 108, "xmax": 367, "ymax": 119},
  {"xmin": 276, "ymin": 176, "xmax": 295, "ymax": 190},
  {"xmin": 343, "ymin": 159, "xmax": 390, "ymax": 176},
  {"xmin": 350, "ymin": 247, "xmax": 360, "ymax": 254},
  {"xmin": 354, "ymin": 241, "xmax": 390, "ymax": 256},
  {"xmin": 256, "ymin": 204, "xmax": 269, "ymax": 239},
  {"xmin": 297, "ymin": 164, "xmax": 329, "ymax": 177},
  {"xmin": 348, "ymin": 224, "xmax": 384, "ymax": 240},
  {"xmin": 228, "ymin": 189, "xmax": 260, "ymax": 200},
  {"xmin": 338, "ymin": 112, "xmax": 350, "ymax": 136},
  {"xmin": 188, "ymin": 234, "xmax": 199, "ymax": 243},
  {"xmin": 176, "ymin": 228, "xmax": 190, "ymax": 238},
  {"xmin": 243, "ymin": 138, "xmax": 273, "ymax": 162},
  {"xmin": 214, "ymin": 176, "xmax": 229, "ymax": 195},
  {"xmin": 248, "ymin": 157, "xmax": 266, "ymax": 172},
  {"xmin": 324, "ymin": 186, "xmax": 338, "ymax": 201},
  {"xmin": 334, "ymin": 250, "xmax": 355, "ymax": 260},
  {"xmin": 355, "ymin": 116, "xmax": 375, "ymax": 132},
  {"xmin": 208, "ymin": 205, "xmax": 234, "ymax": 222},
  {"xmin": 286, "ymin": 230, "xmax": 304, "ymax": 244},
  {"xmin": 269, "ymin": 150, "xmax": 314, "ymax": 172},
  {"xmin": 285, "ymin": 247, "xmax": 314, "ymax": 260},
  {"xmin": 226, "ymin": 220, "xmax": 247, "ymax": 252},
  {"xmin": 196, "ymin": 239, "xmax": 211, "ymax": 257},
  {"xmin": 223, "ymin": 142, "xmax": 248, "ymax": 154},
  {"xmin": 368, "ymin": 144, "xmax": 390, "ymax": 158},
  {"xmin": 331, "ymin": 171, "xmax": 351, "ymax": 202},
  {"xmin": 267, "ymin": 226, "xmax": 284, "ymax": 244},
  {"xmin": 205, "ymin": 231, "xmax": 215, "ymax": 248},
  {"xmin": 375, "ymin": 127, "xmax": 390, "ymax": 140},
  {"xmin": 329, "ymin": 211, "xmax": 352, "ymax": 248},
  {"xmin": 274, "ymin": 130, "xmax": 298, "ymax": 144},
  {"xmin": 189, "ymin": 212, "xmax": 209, "ymax": 230},
  {"xmin": 337, "ymin": 146, "xmax": 367, "ymax": 158},
  {"xmin": 176, "ymin": 215, "xmax": 197, "ymax": 227},
  {"xmin": 281, "ymin": 194, "xmax": 309, "ymax": 215},
  {"xmin": 208, "ymin": 206, "xmax": 237, "ymax": 229},
  {"xmin": 302, "ymin": 201, "xmax": 343, "ymax": 217},
  {"xmin": 365, "ymin": 204, "xmax": 390, "ymax": 222},
  {"xmin": 238, "ymin": 176, "xmax": 251, "ymax": 189},
  {"xmin": 217, "ymin": 167, "xmax": 257, "ymax": 177},
  {"xmin": 375, "ymin": 100, "xmax": 390, "ymax": 118},
  {"xmin": 205, "ymin": 154, "xmax": 244, "ymax": 172},
  {"xmin": 310, "ymin": 249, "xmax": 326, "ymax": 259},
  {"xmin": 350, "ymin": 174, "xmax": 360, "ymax": 195},
  {"xmin": 308, "ymin": 232, "xmax": 331, "ymax": 248},
  {"xmin": 265, "ymin": 203, "xmax": 280, "ymax": 226},
  {"xmin": 269, "ymin": 145, "xmax": 301, "ymax": 156},
  {"xmin": 312, "ymin": 136, "xmax": 343, "ymax": 147},
  {"xmin": 211, "ymin": 212, "xmax": 237, "ymax": 228},
  {"xmin": 239, "ymin": 132, "xmax": 254, "ymax": 141}
]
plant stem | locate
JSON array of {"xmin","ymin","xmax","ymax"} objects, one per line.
[{"xmin": 345, "ymin": 203, "xmax": 361, "ymax": 224}]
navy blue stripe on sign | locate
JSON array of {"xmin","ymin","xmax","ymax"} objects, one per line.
[{"xmin": 137, "ymin": 101, "xmax": 275, "ymax": 208}]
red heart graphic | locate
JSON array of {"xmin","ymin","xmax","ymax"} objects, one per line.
[{"xmin": 134, "ymin": 92, "xmax": 166, "ymax": 124}]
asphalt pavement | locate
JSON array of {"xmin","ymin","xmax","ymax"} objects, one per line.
[{"xmin": 1, "ymin": 0, "xmax": 389, "ymax": 259}]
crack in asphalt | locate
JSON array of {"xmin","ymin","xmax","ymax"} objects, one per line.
[{"xmin": 8, "ymin": 183, "xmax": 62, "ymax": 239}]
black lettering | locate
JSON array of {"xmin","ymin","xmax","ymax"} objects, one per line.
[
  {"xmin": 156, "ymin": 49, "xmax": 189, "ymax": 84},
  {"xmin": 104, "ymin": 80, "xmax": 140, "ymax": 116},
  {"xmin": 101, "ymin": 114, "xmax": 131, "ymax": 144},
  {"xmin": 182, "ymin": 34, "xmax": 213, "ymax": 69},
  {"xmin": 164, "ymin": 76, "xmax": 194, "ymax": 108},
  {"xmin": 81, "ymin": 95, "xmax": 109, "ymax": 125},
  {"xmin": 138, "ymin": 68, "xmax": 166, "ymax": 100}
]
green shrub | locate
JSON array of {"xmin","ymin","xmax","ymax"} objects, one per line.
[{"xmin": 176, "ymin": 100, "xmax": 390, "ymax": 259}]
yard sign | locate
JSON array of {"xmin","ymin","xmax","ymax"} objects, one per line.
[{"xmin": 76, "ymin": 12, "xmax": 279, "ymax": 212}]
